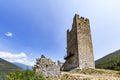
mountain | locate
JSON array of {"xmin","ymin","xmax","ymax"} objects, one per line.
[
  {"xmin": 0, "ymin": 58, "xmax": 21, "ymax": 79},
  {"xmin": 13, "ymin": 62, "xmax": 32, "ymax": 70},
  {"xmin": 95, "ymin": 49, "xmax": 120, "ymax": 71}
]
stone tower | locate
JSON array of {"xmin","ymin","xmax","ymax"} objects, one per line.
[{"xmin": 61, "ymin": 14, "xmax": 95, "ymax": 71}]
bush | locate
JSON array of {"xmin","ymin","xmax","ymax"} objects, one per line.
[{"xmin": 5, "ymin": 69, "xmax": 46, "ymax": 80}]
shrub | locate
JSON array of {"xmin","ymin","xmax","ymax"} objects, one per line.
[{"xmin": 5, "ymin": 69, "xmax": 46, "ymax": 80}]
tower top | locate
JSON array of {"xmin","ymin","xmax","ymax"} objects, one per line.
[
  {"xmin": 73, "ymin": 14, "xmax": 89, "ymax": 24},
  {"xmin": 74, "ymin": 14, "xmax": 79, "ymax": 19}
]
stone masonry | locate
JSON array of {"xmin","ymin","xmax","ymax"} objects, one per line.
[
  {"xmin": 34, "ymin": 55, "xmax": 61, "ymax": 78},
  {"xmin": 61, "ymin": 14, "xmax": 95, "ymax": 71}
]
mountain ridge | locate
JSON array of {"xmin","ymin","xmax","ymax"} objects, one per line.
[
  {"xmin": 95, "ymin": 49, "xmax": 120, "ymax": 70},
  {"xmin": 0, "ymin": 58, "xmax": 21, "ymax": 80}
]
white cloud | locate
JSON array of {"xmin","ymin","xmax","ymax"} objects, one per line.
[
  {"xmin": 0, "ymin": 52, "xmax": 34, "ymax": 66},
  {"xmin": 5, "ymin": 32, "xmax": 13, "ymax": 37}
]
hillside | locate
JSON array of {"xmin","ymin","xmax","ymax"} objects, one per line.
[
  {"xmin": 0, "ymin": 58, "xmax": 21, "ymax": 79},
  {"xmin": 95, "ymin": 49, "xmax": 120, "ymax": 70}
]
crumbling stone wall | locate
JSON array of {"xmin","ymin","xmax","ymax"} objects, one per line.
[{"xmin": 34, "ymin": 56, "xmax": 61, "ymax": 78}]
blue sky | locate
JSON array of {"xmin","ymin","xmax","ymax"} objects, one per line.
[{"xmin": 0, "ymin": 0, "xmax": 120, "ymax": 66}]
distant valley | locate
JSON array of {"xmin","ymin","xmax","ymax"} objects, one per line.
[{"xmin": 13, "ymin": 62, "xmax": 32, "ymax": 70}]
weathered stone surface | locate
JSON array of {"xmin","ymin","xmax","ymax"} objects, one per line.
[
  {"xmin": 34, "ymin": 56, "xmax": 61, "ymax": 78},
  {"xmin": 61, "ymin": 14, "xmax": 95, "ymax": 71}
]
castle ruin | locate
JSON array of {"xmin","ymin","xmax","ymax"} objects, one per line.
[
  {"xmin": 34, "ymin": 55, "xmax": 61, "ymax": 78},
  {"xmin": 34, "ymin": 14, "xmax": 95, "ymax": 77},
  {"xmin": 61, "ymin": 14, "xmax": 95, "ymax": 71}
]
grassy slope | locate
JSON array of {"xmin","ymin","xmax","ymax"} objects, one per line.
[
  {"xmin": 49, "ymin": 69, "xmax": 120, "ymax": 80},
  {"xmin": 95, "ymin": 49, "xmax": 120, "ymax": 70},
  {"xmin": 0, "ymin": 58, "xmax": 21, "ymax": 79},
  {"xmin": 61, "ymin": 69, "xmax": 120, "ymax": 80}
]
